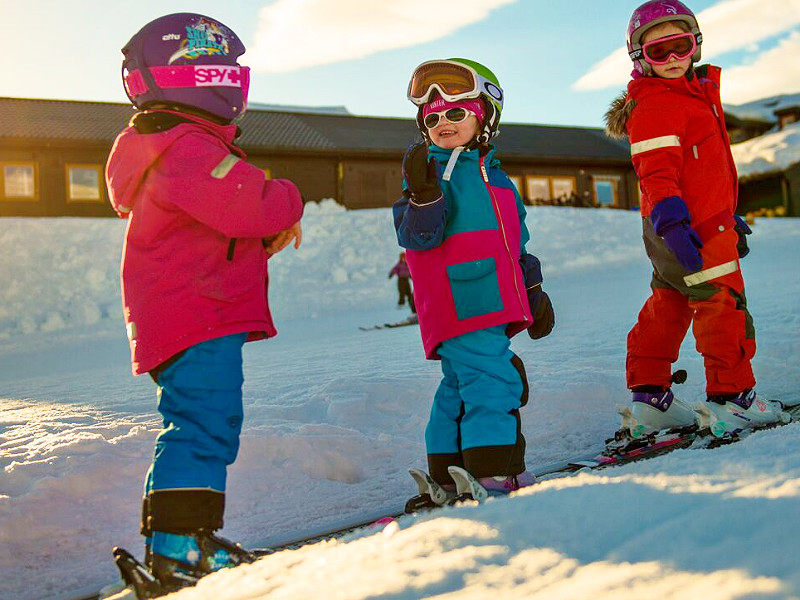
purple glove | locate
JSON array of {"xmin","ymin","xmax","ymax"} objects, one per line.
[{"xmin": 651, "ymin": 196, "xmax": 703, "ymax": 272}]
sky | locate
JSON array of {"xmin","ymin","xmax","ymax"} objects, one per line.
[{"xmin": 1, "ymin": 0, "xmax": 800, "ymax": 127}]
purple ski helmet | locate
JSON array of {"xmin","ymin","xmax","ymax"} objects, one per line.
[
  {"xmin": 627, "ymin": 0, "xmax": 702, "ymax": 76},
  {"xmin": 122, "ymin": 13, "xmax": 249, "ymax": 122}
]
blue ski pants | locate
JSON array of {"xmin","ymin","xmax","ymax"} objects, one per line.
[
  {"xmin": 142, "ymin": 333, "xmax": 247, "ymax": 534},
  {"xmin": 426, "ymin": 325, "xmax": 528, "ymax": 483}
]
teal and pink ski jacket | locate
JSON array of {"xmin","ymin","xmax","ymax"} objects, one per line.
[
  {"xmin": 106, "ymin": 111, "xmax": 303, "ymax": 375},
  {"xmin": 393, "ymin": 145, "xmax": 535, "ymax": 359}
]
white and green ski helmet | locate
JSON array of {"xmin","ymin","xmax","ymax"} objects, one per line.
[{"xmin": 407, "ymin": 57, "xmax": 504, "ymax": 143}]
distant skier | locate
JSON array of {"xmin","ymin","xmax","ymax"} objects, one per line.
[
  {"xmin": 105, "ymin": 13, "xmax": 303, "ymax": 595},
  {"xmin": 394, "ymin": 58, "xmax": 554, "ymax": 505},
  {"xmin": 388, "ymin": 252, "xmax": 416, "ymax": 313},
  {"xmin": 605, "ymin": 0, "xmax": 786, "ymax": 435}
]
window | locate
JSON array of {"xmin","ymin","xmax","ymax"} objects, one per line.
[
  {"xmin": 779, "ymin": 113, "xmax": 798, "ymax": 130},
  {"xmin": 1, "ymin": 162, "xmax": 38, "ymax": 201},
  {"xmin": 551, "ymin": 177, "xmax": 576, "ymax": 202},
  {"xmin": 525, "ymin": 176, "xmax": 550, "ymax": 204},
  {"xmin": 66, "ymin": 164, "xmax": 104, "ymax": 202},
  {"xmin": 524, "ymin": 175, "xmax": 577, "ymax": 205},
  {"xmin": 593, "ymin": 175, "xmax": 621, "ymax": 207}
]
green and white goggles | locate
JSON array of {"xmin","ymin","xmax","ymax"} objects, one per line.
[{"xmin": 407, "ymin": 60, "xmax": 503, "ymax": 111}]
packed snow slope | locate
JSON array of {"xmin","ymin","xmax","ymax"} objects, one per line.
[{"xmin": 1, "ymin": 202, "xmax": 799, "ymax": 600}]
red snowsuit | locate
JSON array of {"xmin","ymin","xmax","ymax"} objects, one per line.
[{"xmin": 622, "ymin": 66, "xmax": 755, "ymax": 394}]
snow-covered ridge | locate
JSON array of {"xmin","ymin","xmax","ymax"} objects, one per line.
[{"xmin": 0, "ymin": 202, "xmax": 647, "ymax": 339}]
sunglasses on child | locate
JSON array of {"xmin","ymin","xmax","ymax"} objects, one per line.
[
  {"xmin": 641, "ymin": 32, "xmax": 699, "ymax": 65},
  {"xmin": 423, "ymin": 107, "xmax": 475, "ymax": 129}
]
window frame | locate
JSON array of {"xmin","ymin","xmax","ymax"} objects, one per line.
[
  {"xmin": 65, "ymin": 163, "xmax": 105, "ymax": 203},
  {"xmin": 524, "ymin": 174, "xmax": 578, "ymax": 205},
  {"xmin": 1, "ymin": 161, "xmax": 39, "ymax": 201}
]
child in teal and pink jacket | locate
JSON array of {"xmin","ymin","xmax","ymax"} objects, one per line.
[{"xmin": 394, "ymin": 58, "xmax": 554, "ymax": 502}]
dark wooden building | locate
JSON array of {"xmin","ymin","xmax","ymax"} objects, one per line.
[{"xmin": 1, "ymin": 96, "xmax": 637, "ymax": 217}]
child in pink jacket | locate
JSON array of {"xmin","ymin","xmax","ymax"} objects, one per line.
[{"xmin": 105, "ymin": 13, "xmax": 303, "ymax": 594}]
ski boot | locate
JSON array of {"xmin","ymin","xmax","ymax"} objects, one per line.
[
  {"xmin": 147, "ymin": 530, "xmax": 256, "ymax": 594},
  {"xmin": 447, "ymin": 466, "xmax": 536, "ymax": 504},
  {"xmin": 405, "ymin": 468, "xmax": 455, "ymax": 513},
  {"xmin": 701, "ymin": 389, "xmax": 790, "ymax": 436},
  {"xmin": 620, "ymin": 384, "xmax": 696, "ymax": 439}
]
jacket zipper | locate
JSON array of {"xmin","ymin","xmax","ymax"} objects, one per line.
[{"xmin": 479, "ymin": 157, "xmax": 527, "ymax": 317}]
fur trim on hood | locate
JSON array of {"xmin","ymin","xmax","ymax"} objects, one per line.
[{"xmin": 604, "ymin": 90, "xmax": 636, "ymax": 140}]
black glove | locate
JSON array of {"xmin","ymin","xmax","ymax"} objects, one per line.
[
  {"xmin": 402, "ymin": 143, "xmax": 442, "ymax": 205},
  {"xmin": 527, "ymin": 288, "xmax": 554, "ymax": 340},
  {"xmin": 733, "ymin": 215, "xmax": 752, "ymax": 258}
]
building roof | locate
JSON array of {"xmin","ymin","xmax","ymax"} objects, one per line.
[
  {"xmin": 725, "ymin": 93, "xmax": 800, "ymax": 124},
  {"xmin": 0, "ymin": 97, "xmax": 629, "ymax": 164}
]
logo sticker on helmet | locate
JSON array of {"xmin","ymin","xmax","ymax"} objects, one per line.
[
  {"xmin": 168, "ymin": 18, "xmax": 231, "ymax": 64},
  {"xmin": 483, "ymin": 82, "xmax": 503, "ymax": 101}
]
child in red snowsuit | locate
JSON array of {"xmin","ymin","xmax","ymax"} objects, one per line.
[{"xmin": 605, "ymin": 0, "xmax": 785, "ymax": 434}]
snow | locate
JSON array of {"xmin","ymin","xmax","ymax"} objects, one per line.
[
  {"xmin": 725, "ymin": 93, "xmax": 800, "ymax": 124},
  {"xmin": 2, "ymin": 203, "xmax": 800, "ymax": 600},
  {"xmin": 731, "ymin": 120, "xmax": 800, "ymax": 179}
]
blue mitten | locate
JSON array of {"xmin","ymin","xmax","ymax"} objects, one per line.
[
  {"xmin": 651, "ymin": 196, "xmax": 703, "ymax": 272},
  {"xmin": 733, "ymin": 214, "xmax": 752, "ymax": 258}
]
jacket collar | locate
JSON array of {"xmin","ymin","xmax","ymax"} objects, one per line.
[
  {"xmin": 627, "ymin": 64, "xmax": 721, "ymax": 101},
  {"xmin": 428, "ymin": 144, "xmax": 496, "ymax": 163}
]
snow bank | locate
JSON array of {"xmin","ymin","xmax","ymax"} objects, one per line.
[
  {"xmin": 2, "ymin": 206, "xmax": 800, "ymax": 600},
  {"xmin": 731, "ymin": 120, "xmax": 800, "ymax": 179}
]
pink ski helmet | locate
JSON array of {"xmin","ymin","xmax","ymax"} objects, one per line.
[
  {"xmin": 122, "ymin": 13, "xmax": 249, "ymax": 122},
  {"xmin": 627, "ymin": 0, "xmax": 702, "ymax": 76}
]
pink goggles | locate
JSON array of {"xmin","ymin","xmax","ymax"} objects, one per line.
[
  {"xmin": 641, "ymin": 32, "xmax": 698, "ymax": 65},
  {"xmin": 124, "ymin": 64, "xmax": 250, "ymax": 100}
]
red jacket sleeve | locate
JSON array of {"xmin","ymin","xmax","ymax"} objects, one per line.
[
  {"xmin": 150, "ymin": 132, "xmax": 303, "ymax": 238},
  {"xmin": 627, "ymin": 95, "xmax": 688, "ymax": 216}
]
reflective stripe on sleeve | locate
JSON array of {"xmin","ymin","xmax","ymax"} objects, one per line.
[
  {"xmin": 683, "ymin": 259, "xmax": 739, "ymax": 287},
  {"xmin": 210, "ymin": 154, "xmax": 241, "ymax": 179},
  {"xmin": 630, "ymin": 135, "xmax": 681, "ymax": 156}
]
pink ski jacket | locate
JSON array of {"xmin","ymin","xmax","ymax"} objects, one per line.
[{"xmin": 106, "ymin": 111, "xmax": 303, "ymax": 375}]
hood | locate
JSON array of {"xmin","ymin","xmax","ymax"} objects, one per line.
[
  {"xmin": 105, "ymin": 126, "xmax": 179, "ymax": 216},
  {"xmin": 604, "ymin": 89, "xmax": 636, "ymax": 140},
  {"xmin": 105, "ymin": 110, "xmax": 241, "ymax": 217}
]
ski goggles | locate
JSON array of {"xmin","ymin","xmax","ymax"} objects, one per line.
[
  {"xmin": 640, "ymin": 32, "xmax": 699, "ymax": 65},
  {"xmin": 408, "ymin": 60, "xmax": 503, "ymax": 108},
  {"xmin": 124, "ymin": 64, "xmax": 251, "ymax": 97},
  {"xmin": 423, "ymin": 107, "xmax": 475, "ymax": 129}
]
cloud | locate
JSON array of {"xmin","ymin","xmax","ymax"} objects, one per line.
[
  {"xmin": 722, "ymin": 31, "xmax": 800, "ymax": 103},
  {"xmin": 573, "ymin": 0, "xmax": 800, "ymax": 91},
  {"xmin": 246, "ymin": 0, "xmax": 516, "ymax": 73}
]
